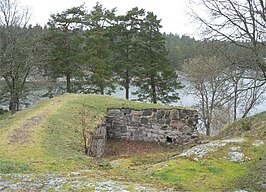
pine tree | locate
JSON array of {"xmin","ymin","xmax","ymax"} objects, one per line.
[
  {"xmin": 46, "ymin": 5, "xmax": 86, "ymax": 93},
  {"xmin": 112, "ymin": 7, "xmax": 145, "ymax": 99},
  {"xmin": 133, "ymin": 12, "xmax": 183, "ymax": 104},
  {"xmin": 83, "ymin": 3, "xmax": 116, "ymax": 95}
]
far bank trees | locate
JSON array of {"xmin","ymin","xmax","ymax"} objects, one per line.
[{"xmin": 181, "ymin": 0, "xmax": 266, "ymax": 134}]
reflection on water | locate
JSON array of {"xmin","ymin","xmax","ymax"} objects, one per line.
[
  {"xmin": 0, "ymin": 81, "xmax": 265, "ymax": 115},
  {"xmin": 112, "ymin": 85, "xmax": 198, "ymax": 107}
]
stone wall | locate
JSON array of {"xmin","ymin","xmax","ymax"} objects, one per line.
[
  {"xmin": 88, "ymin": 108, "xmax": 198, "ymax": 157},
  {"xmin": 106, "ymin": 108, "xmax": 198, "ymax": 145}
]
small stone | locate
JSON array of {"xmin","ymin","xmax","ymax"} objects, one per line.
[
  {"xmin": 261, "ymin": 183, "xmax": 266, "ymax": 189},
  {"xmin": 130, "ymin": 121, "xmax": 140, "ymax": 127},
  {"xmin": 229, "ymin": 152, "xmax": 245, "ymax": 163},
  {"xmin": 108, "ymin": 109, "xmax": 122, "ymax": 116},
  {"xmin": 223, "ymin": 138, "xmax": 245, "ymax": 143},
  {"xmin": 170, "ymin": 109, "xmax": 179, "ymax": 120},
  {"xmin": 165, "ymin": 118, "xmax": 171, "ymax": 125},
  {"xmin": 230, "ymin": 146, "xmax": 241, "ymax": 151},
  {"xmin": 252, "ymin": 140, "xmax": 264, "ymax": 147},
  {"xmin": 191, "ymin": 132, "xmax": 198, "ymax": 139},
  {"xmin": 120, "ymin": 126, "xmax": 127, "ymax": 133},
  {"xmin": 164, "ymin": 111, "xmax": 170, "ymax": 118},
  {"xmin": 69, "ymin": 172, "xmax": 81, "ymax": 177},
  {"xmin": 180, "ymin": 110, "xmax": 190, "ymax": 119}
]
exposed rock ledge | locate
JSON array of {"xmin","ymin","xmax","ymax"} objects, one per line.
[{"xmin": 176, "ymin": 138, "xmax": 266, "ymax": 163}]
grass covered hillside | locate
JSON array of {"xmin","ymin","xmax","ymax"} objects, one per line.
[
  {"xmin": 147, "ymin": 112, "xmax": 266, "ymax": 191},
  {"xmin": 0, "ymin": 93, "xmax": 265, "ymax": 191},
  {"xmin": 0, "ymin": 94, "xmax": 177, "ymax": 174}
]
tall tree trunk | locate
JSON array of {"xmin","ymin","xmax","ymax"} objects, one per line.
[
  {"xmin": 205, "ymin": 112, "xmax": 211, "ymax": 136},
  {"xmin": 10, "ymin": 92, "xmax": 17, "ymax": 115},
  {"xmin": 233, "ymin": 83, "xmax": 238, "ymax": 121},
  {"xmin": 206, "ymin": 123, "xmax": 211, "ymax": 136},
  {"xmin": 150, "ymin": 76, "xmax": 157, "ymax": 104},
  {"xmin": 100, "ymin": 87, "xmax": 104, "ymax": 95},
  {"xmin": 66, "ymin": 73, "xmax": 71, "ymax": 93},
  {"xmin": 125, "ymin": 69, "xmax": 130, "ymax": 100},
  {"xmin": 10, "ymin": 77, "xmax": 17, "ymax": 114},
  {"xmin": 16, "ymin": 95, "xmax": 20, "ymax": 111}
]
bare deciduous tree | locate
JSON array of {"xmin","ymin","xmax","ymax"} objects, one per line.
[
  {"xmin": 182, "ymin": 47, "xmax": 266, "ymax": 135},
  {"xmin": 182, "ymin": 56, "xmax": 227, "ymax": 135},
  {"xmin": 0, "ymin": 0, "xmax": 36, "ymax": 114},
  {"xmin": 224, "ymin": 67, "xmax": 266, "ymax": 119},
  {"xmin": 185, "ymin": 0, "xmax": 266, "ymax": 134},
  {"xmin": 189, "ymin": 0, "xmax": 266, "ymax": 78}
]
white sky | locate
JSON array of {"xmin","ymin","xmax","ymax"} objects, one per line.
[{"xmin": 21, "ymin": 0, "xmax": 195, "ymax": 36}]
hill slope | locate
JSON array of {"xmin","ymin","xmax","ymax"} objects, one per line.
[
  {"xmin": 0, "ymin": 93, "xmax": 177, "ymax": 173},
  {"xmin": 145, "ymin": 112, "xmax": 266, "ymax": 191},
  {"xmin": 0, "ymin": 94, "xmax": 265, "ymax": 191}
]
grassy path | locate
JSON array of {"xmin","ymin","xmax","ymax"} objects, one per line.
[{"xmin": 0, "ymin": 94, "xmax": 81, "ymax": 173}]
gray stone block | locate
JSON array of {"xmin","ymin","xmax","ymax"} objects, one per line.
[
  {"xmin": 161, "ymin": 125, "xmax": 169, "ymax": 130},
  {"xmin": 140, "ymin": 117, "xmax": 149, "ymax": 125},
  {"xmin": 122, "ymin": 108, "xmax": 131, "ymax": 115},
  {"xmin": 156, "ymin": 110, "xmax": 165, "ymax": 119},
  {"xmin": 142, "ymin": 108, "xmax": 153, "ymax": 116},
  {"xmin": 170, "ymin": 109, "xmax": 180, "ymax": 120}
]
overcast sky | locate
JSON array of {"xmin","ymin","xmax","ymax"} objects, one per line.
[{"xmin": 21, "ymin": 0, "xmax": 195, "ymax": 36}]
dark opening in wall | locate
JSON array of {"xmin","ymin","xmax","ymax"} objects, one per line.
[{"xmin": 166, "ymin": 136, "xmax": 173, "ymax": 143}]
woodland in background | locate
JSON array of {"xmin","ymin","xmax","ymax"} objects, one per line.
[
  {"xmin": 0, "ymin": 0, "xmax": 266, "ymax": 135},
  {"xmin": 0, "ymin": 1, "xmax": 189, "ymax": 114}
]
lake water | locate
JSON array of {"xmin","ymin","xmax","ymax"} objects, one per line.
[{"xmin": 0, "ymin": 81, "xmax": 265, "ymax": 116}]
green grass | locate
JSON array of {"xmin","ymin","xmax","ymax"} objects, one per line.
[
  {"xmin": 0, "ymin": 93, "xmax": 182, "ymax": 174},
  {"xmin": 218, "ymin": 111, "xmax": 266, "ymax": 139},
  {"xmin": 0, "ymin": 93, "xmax": 265, "ymax": 191},
  {"xmin": 0, "ymin": 110, "xmax": 10, "ymax": 120},
  {"xmin": 0, "ymin": 161, "xmax": 32, "ymax": 174},
  {"xmin": 150, "ymin": 158, "xmax": 247, "ymax": 191},
  {"xmin": 233, "ymin": 143, "xmax": 266, "ymax": 191}
]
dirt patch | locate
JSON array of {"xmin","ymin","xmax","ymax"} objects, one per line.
[
  {"xmin": 8, "ymin": 115, "xmax": 43, "ymax": 145},
  {"xmin": 7, "ymin": 99, "xmax": 63, "ymax": 145},
  {"xmin": 103, "ymin": 139, "xmax": 183, "ymax": 157}
]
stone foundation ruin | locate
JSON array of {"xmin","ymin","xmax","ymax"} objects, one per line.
[{"xmin": 88, "ymin": 108, "xmax": 198, "ymax": 157}]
